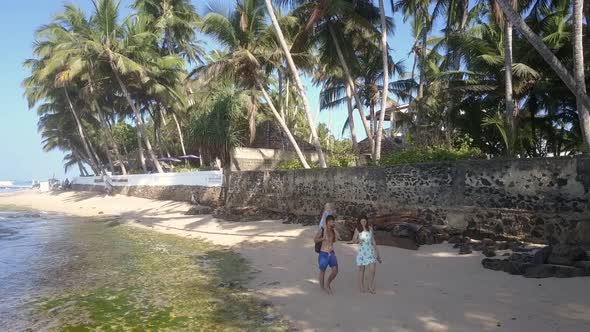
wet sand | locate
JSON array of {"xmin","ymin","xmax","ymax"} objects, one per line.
[{"xmin": 1, "ymin": 190, "xmax": 589, "ymax": 332}]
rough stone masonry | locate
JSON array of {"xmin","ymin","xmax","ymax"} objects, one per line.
[{"xmin": 226, "ymin": 156, "xmax": 590, "ymax": 248}]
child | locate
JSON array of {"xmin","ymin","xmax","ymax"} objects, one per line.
[{"xmin": 318, "ymin": 202, "xmax": 335, "ymax": 230}]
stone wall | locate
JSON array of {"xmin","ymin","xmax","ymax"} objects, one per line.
[{"xmin": 226, "ymin": 157, "xmax": 590, "ymax": 247}]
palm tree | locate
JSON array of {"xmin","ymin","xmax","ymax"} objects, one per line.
[
  {"xmin": 23, "ymin": 39, "xmax": 103, "ymax": 175},
  {"xmin": 188, "ymin": 80, "xmax": 249, "ymax": 165},
  {"xmin": 489, "ymin": 0, "xmax": 518, "ymax": 155},
  {"xmin": 495, "ymin": 0, "xmax": 590, "ymax": 112},
  {"xmin": 283, "ymin": 0, "xmax": 388, "ymax": 158},
  {"xmin": 134, "ymin": 0, "xmax": 204, "ymax": 157},
  {"xmin": 572, "ymin": 0, "xmax": 588, "ymax": 149},
  {"xmin": 200, "ymin": 0, "xmax": 312, "ymax": 168},
  {"xmin": 264, "ymin": 0, "xmax": 328, "ymax": 168},
  {"xmin": 374, "ymin": 0, "xmax": 391, "ymax": 161},
  {"xmin": 395, "ymin": 0, "xmax": 432, "ymax": 122},
  {"xmin": 134, "ymin": 0, "xmax": 204, "ymax": 63},
  {"xmin": 35, "ymin": 95, "xmax": 103, "ymax": 175}
]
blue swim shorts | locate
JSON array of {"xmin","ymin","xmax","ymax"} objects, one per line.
[{"xmin": 318, "ymin": 251, "xmax": 338, "ymax": 271}]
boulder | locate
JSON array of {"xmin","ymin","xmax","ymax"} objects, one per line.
[
  {"xmin": 509, "ymin": 241, "xmax": 523, "ymax": 250},
  {"xmin": 459, "ymin": 244, "xmax": 473, "ymax": 255},
  {"xmin": 185, "ymin": 205, "xmax": 213, "ymax": 215},
  {"xmin": 547, "ymin": 245, "xmax": 588, "ymax": 266},
  {"xmin": 335, "ymin": 220, "xmax": 354, "ymax": 242},
  {"xmin": 472, "ymin": 242, "xmax": 485, "ymax": 251},
  {"xmin": 375, "ymin": 235, "xmax": 419, "ymax": 250},
  {"xmin": 532, "ymin": 246, "xmax": 552, "ymax": 265},
  {"xmin": 415, "ymin": 227, "xmax": 436, "ymax": 245},
  {"xmin": 483, "ymin": 257, "xmax": 534, "ymax": 275},
  {"xmin": 574, "ymin": 261, "xmax": 590, "ymax": 271},
  {"xmin": 390, "ymin": 223, "xmax": 420, "ymax": 238},
  {"xmin": 482, "ymin": 258, "xmax": 508, "ymax": 271},
  {"xmin": 505, "ymin": 261, "xmax": 535, "ymax": 275},
  {"xmin": 524, "ymin": 264, "xmax": 589, "ymax": 278},
  {"xmin": 482, "ymin": 238, "xmax": 496, "ymax": 247},
  {"xmin": 496, "ymin": 241, "xmax": 511, "ymax": 250},
  {"xmin": 483, "ymin": 247, "xmax": 497, "ymax": 257},
  {"xmin": 447, "ymin": 235, "xmax": 463, "ymax": 244},
  {"xmin": 509, "ymin": 252, "xmax": 534, "ymax": 264}
]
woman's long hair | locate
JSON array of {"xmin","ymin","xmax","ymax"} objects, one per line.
[{"xmin": 356, "ymin": 215, "xmax": 371, "ymax": 233}]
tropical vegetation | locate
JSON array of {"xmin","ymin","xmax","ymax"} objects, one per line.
[{"xmin": 24, "ymin": 0, "xmax": 590, "ymax": 175}]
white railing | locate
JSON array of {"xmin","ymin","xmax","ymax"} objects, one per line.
[{"xmin": 72, "ymin": 171, "xmax": 223, "ymax": 187}]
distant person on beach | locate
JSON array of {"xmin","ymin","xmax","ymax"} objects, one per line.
[
  {"xmin": 318, "ymin": 202, "xmax": 335, "ymax": 229},
  {"xmin": 104, "ymin": 173, "xmax": 113, "ymax": 195},
  {"xmin": 314, "ymin": 215, "xmax": 338, "ymax": 294},
  {"xmin": 350, "ymin": 216, "xmax": 381, "ymax": 294}
]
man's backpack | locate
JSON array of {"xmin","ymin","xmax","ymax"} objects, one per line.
[{"xmin": 315, "ymin": 228, "xmax": 323, "ymax": 253}]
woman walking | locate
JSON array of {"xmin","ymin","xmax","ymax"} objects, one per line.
[{"xmin": 351, "ymin": 216, "xmax": 381, "ymax": 294}]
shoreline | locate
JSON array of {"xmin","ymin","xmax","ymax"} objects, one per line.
[{"xmin": 1, "ymin": 190, "xmax": 590, "ymax": 331}]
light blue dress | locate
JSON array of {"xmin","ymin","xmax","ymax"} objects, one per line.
[{"xmin": 356, "ymin": 230, "xmax": 378, "ymax": 266}]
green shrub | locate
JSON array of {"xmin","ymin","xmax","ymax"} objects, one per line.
[
  {"xmin": 380, "ymin": 145, "xmax": 483, "ymax": 166},
  {"xmin": 275, "ymin": 159, "xmax": 318, "ymax": 170},
  {"xmin": 173, "ymin": 166, "xmax": 201, "ymax": 173}
]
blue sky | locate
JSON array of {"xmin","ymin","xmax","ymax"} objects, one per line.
[{"xmin": 0, "ymin": 0, "xmax": 414, "ymax": 181}]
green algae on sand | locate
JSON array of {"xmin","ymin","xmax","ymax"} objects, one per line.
[{"xmin": 34, "ymin": 223, "xmax": 287, "ymax": 331}]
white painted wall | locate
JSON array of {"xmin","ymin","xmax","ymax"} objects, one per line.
[
  {"xmin": 39, "ymin": 181, "xmax": 50, "ymax": 192},
  {"xmin": 72, "ymin": 171, "xmax": 223, "ymax": 188}
]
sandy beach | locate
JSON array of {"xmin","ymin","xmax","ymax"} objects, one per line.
[{"xmin": 1, "ymin": 190, "xmax": 589, "ymax": 332}]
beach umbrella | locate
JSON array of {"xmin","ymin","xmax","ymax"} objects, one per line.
[
  {"xmin": 158, "ymin": 157, "xmax": 182, "ymax": 163},
  {"xmin": 178, "ymin": 155, "xmax": 201, "ymax": 160}
]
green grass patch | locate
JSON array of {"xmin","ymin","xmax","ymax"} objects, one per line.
[{"xmin": 35, "ymin": 225, "xmax": 287, "ymax": 331}]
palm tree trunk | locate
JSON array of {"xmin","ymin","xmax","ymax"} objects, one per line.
[
  {"xmin": 78, "ymin": 161, "xmax": 89, "ymax": 177},
  {"xmin": 309, "ymin": 107, "xmax": 321, "ymax": 143},
  {"xmin": 172, "ymin": 112, "xmax": 187, "ymax": 155},
  {"xmin": 72, "ymin": 148, "xmax": 91, "ymax": 176},
  {"xmin": 375, "ymin": 0, "xmax": 390, "ymax": 161},
  {"xmin": 95, "ymin": 103, "xmax": 127, "ymax": 174},
  {"xmin": 63, "ymin": 88, "xmax": 100, "ymax": 175},
  {"xmin": 136, "ymin": 127, "xmax": 148, "ymax": 173},
  {"xmin": 495, "ymin": 0, "xmax": 590, "ymax": 111},
  {"xmin": 328, "ymin": 24, "xmax": 374, "ymax": 149},
  {"xmin": 264, "ymin": 0, "xmax": 327, "ymax": 168},
  {"xmin": 87, "ymin": 138, "xmax": 104, "ymax": 175},
  {"xmin": 418, "ymin": 32, "xmax": 427, "ymax": 100},
  {"xmin": 104, "ymin": 143, "xmax": 115, "ymax": 173},
  {"xmin": 255, "ymin": 78, "xmax": 311, "ymax": 168},
  {"xmin": 110, "ymin": 62, "xmax": 164, "ymax": 173},
  {"xmin": 504, "ymin": 21, "xmax": 516, "ymax": 156},
  {"xmin": 573, "ymin": 0, "xmax": 590, "ymax": 150},
  {"xmin": 278, "ymin": 69, "xmax": 285, "ymax": 120},
  {"xmin": 285, "ymin": 77, "xmax": 290, "ymax": 121},
  {"xmin": 370, "ymin": 101, "xmax": 376, "ymax": 138},
  {"xmin": 416, "ymin": 22, "xmax": 428, "ymax": 128},
  {"xmin": 345, "ymin": 81, "xmax": 359, "ymax": 153}
]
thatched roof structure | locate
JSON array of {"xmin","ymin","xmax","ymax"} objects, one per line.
[
  {"xmin": 358, "ymin": 136, "xmax": 405, "ymax": 155},
  {"xmin": 249, "ymin": 120, "xmax": 317, "ymax": 152}
]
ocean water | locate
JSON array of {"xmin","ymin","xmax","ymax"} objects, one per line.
[
  {"xmin": 0, "ymin": 180, "xmax": 33, "ymax": 193},
  {"xmin": 0, "ymin": 210, "xmax": 63, "ymax": 329}
]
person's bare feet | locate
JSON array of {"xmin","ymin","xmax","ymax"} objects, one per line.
[{"xmin": 326, "ymin": 285, "xmax": 334, "ymax": 295}]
